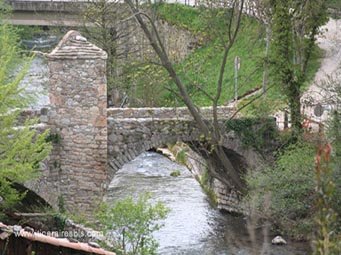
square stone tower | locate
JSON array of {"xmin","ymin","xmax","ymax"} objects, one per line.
[{"xmin": 48, "ymin": 31, "xmax": 108, "ymax": 215}]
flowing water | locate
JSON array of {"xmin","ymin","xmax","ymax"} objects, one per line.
[{"xmin": 106, "ymin": 152, "xmax": 310, "ymax": 255}]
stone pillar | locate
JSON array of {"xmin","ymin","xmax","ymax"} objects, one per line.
[{"xmin": 48, "ymin": 31, "xmax": 108, "ymax": 215}]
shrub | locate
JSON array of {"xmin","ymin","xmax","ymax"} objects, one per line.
[
  {"xmin": 97, "ymin": 193, "xmax": 169, "ymax": 255},
  {"xmin": 245, "ymin": 142, "xmax": 316, "ymax": 238}
]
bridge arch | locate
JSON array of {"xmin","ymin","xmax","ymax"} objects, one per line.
[
  {"xmin": 107, "ymin": 108, "xmax": 263, "ymax": 183},
  {"xmin": 107, "ymin": 114, "xmax": 201, "ymax": 179},
  {"xmin": 107, "ymin": 114, "xmax": 264, "ymax": 214}
]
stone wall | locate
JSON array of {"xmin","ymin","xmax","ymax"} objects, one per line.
[
  {"xmin": 107, "ymin": 106, "xmax": 235, "ymax": 119},
  {"xmin": 169, "ymin": 143, "xmax": 245, "ymax": 214},
  {"xmin": 213, "ymin": 179, "xmax": 244, "ymax": 213},
  {"xmin": 119, "ymin": 18, "xmax": 199, "ymax": 64},
  {"xmin": 45, "ymin": 31, "xmax": 108, "ymax": 215}
]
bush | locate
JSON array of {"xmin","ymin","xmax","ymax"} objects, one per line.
[
  {"xmin": 226, "ymin": 117, "xmax": 278, "ymax": 153},
  {"xmin": 97, "ymin": 193, "xmax": 169, "ymax": 255},
  {"xmin": 245, "ymin": 142, "xmax": 316, "ymax": 238},
  {"xmin": 328, "ymin": 110, "xmax": 341, "ymax": 217}
]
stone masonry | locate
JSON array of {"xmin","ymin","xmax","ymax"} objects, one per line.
[
  {"xmin": 106, "ymin": 106, "xmax": 263, "ymax": 183},
  {"xmin": 47, "ymin": 31, "xmax": 108, "ymax": 214}
]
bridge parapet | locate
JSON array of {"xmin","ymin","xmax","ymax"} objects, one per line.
[
  {"xmin": 107, "ymin": 106, "xmax": 235, "ymax": 120},
  {"xmin": 6, "ymin": 0, "xmax": 86, "ymax": 12}
]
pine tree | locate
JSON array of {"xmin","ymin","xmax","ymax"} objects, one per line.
[{"xmin": 0, "ymin": 11, "xmax": 51, "ymax": 214}]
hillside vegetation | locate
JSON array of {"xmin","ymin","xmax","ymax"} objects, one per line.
[{"xmin": 130, "ymin": 3, "xmax": 321, "ymax": 113}]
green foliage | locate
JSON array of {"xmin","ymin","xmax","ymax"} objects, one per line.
[
  {"xmin": 53, "ymin": 212, "xmax": 67, "ymax": 231},
  {"xmin": 226, "ymin": 117, "xmax": 277, "ymax": 153},
  {"xmin": 15, "ymin": 25, "xmax": 47, "ymax": 41},
  {"xmin": 328, "ymin": 110, "xmax": 341, "ymax": 161},
  {"xmin": 155, "ymin": 3, "xmax": 206, "ymax": 35},
  {"xmin": 57, "ymin": 195, "xmax": 66, "ymax": 213},
  {"xmin": 162, "ymin": 15, "xmax": 265, "ymax": 107},
  {"xmin": 327, "ymin": 0, "xmax": 341, "ymax": 9},
  {"xmin": 270, "ymin": 0, "xmax": 328, "ymax": 137},
  {"xmin": 125, "ymin": 63, "xmax": 170, "ymax": 107},
  {"xmin": 45, "ymin": 132, "xmax": 61, "ymax": 144},
  {"xmin": 0, "ymin": 14, "xmax": 51, "ymax": 214},
  {"xmin": 326, "ymin": 110, "xmax": 341, "ymax": 228},
  {"xmin": 198, "ymin": 169, "xmax": 218, "ymax": 207},
  {"xmin": 175, "ymin": 148, "xmax": 186, "ymax": 165},
  {"xmin": 245, "ymin": 142, "xmax": 316, "ymax": 238},
  {"xmin": 97, "ymin": 193, "xmax": 169, "ymax": 255}
]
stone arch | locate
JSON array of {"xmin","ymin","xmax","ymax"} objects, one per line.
[
  {"xmin": 107, "ymin": 117, "xmax": 262, "ymax": 180},
  {"xmin": 107, "ymin": 123, "xmax": 203, "ymax": 180}
]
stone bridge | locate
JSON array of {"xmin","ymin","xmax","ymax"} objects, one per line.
[
  {"xmin": 106, "ymin": 107, "xmax": 243, "ymax": 179},
  {"xmin": 22, "ymin": 31, "xmax": 262, "ymax": 216},
  {"xmin": 5, "ymin": 0, "xmax": 91, "ymax": 26},
  {"xmin": 4, "ymin": 0, "xmax": 262, "ymax": 26}
]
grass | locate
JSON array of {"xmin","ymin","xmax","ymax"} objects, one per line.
[
  {"xmin": 239, "ymin": 45, "xmax": 323, "ymax": 117},
  {"xmin": 138, "ymin": 3, "xmax": 322, "ymax": 113},
  {"xmin": 153, "ymin": 3, "xmax": 267, "ymax": 107},
  {"xmin": 155, "ymin": 3, "xmax": 206, "ymax": 34}
]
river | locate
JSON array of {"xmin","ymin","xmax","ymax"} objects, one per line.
[{"xmin": 106, "ymin": 152, "xmax": 310, "ymax": 255}]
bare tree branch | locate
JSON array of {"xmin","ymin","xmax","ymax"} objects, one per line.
[{"xmin": 125, "ymin": 0, "xmax": 246, "ymax": 191}]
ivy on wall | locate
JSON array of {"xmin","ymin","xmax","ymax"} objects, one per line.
[{"xmin": 226, "ymin": 118, "xmax": 278, "ymax": 153}]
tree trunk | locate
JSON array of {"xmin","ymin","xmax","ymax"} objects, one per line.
[
  {"xmin": 125, "ymin": 0, "xmax": 245, "ymax": 192},
  {"xmin": 288, "ymin": 81, "xmax": 302, "ymax": 139}
]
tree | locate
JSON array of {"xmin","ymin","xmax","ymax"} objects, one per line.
[
  {"xmin": 78, "ymin": 0, "xmax": 135, "ymax": 106},
  {"xmin": 124, "ymin": 0, "xmax": 247, "ymax": 192},
  {"xmin": 249, "ymin": 0, "xmax": 273, "ymax": 94},
  {"xmin": 97, "ymin": 194, "xmax": 169, "ymax": 255},
  {"xmin": 271, "ymin": 0, "xmax": 328, "ymax": 139},
  {"xmin": 0, "ymin": 7, "xmax": 51, "ymax": 215}
]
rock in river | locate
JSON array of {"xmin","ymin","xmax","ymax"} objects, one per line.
[{"xmin": 272, "ymin": 235, "xmax": 287, "ymax": 245}]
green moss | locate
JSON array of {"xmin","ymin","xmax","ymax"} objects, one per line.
[
  {"xmin": 226, "ymin": 117, "xmax": 278, "ymax": 153},
  {"xmin": 170, "ymin": 170, "xmax": 181, "ymax": 177},
  {"xmin": 199, "ymin": 169, "xmax": 218, "ymax": 207}
]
